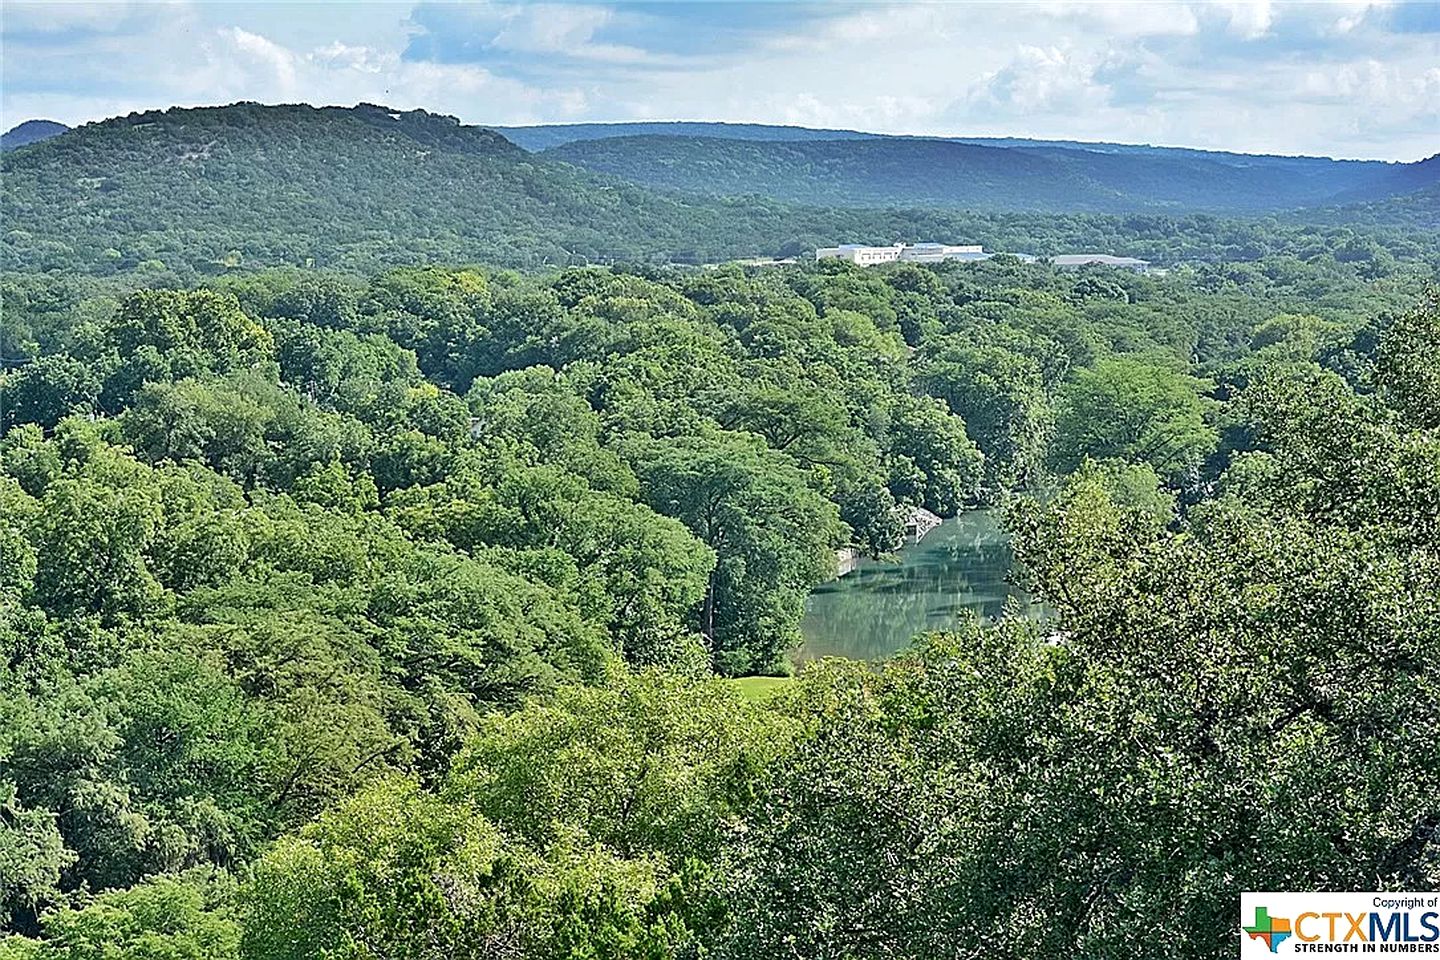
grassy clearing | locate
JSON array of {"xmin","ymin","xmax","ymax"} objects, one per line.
[{"xmin": 726, "ymin": 675, "xmax": 796, "ymax": 702}]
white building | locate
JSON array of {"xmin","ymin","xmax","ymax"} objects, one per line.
[
  {"xmin": 898, "ymin": 242, "xmax": 987, "ymax": 263},
  {"xmin": 815, "ymin": 243, "xmax": 905, "ymax": 265},
  {"xmin": 1051, "ymin": 254, "xmax": 1152, "ymax": 273},
  {"xmin": 816, "ymin": 242, "xmax": 988, "ymax": 266}
]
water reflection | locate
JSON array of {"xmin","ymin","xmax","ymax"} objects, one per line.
[{"xmin": 796, "ymin": 509, "xmax": 1042, "ymax": 662}]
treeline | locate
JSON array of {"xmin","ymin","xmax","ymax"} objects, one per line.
[
  {"xmin": 1, "ymin": 254, "xmax": 1437, "ymax": 957},
  {"xmin": 2, "ymin": 103, "xmax": 1436, "ymax": 280}
]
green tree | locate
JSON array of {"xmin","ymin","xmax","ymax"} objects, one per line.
[
  {"xmin": 1376, "ymin": 295, "xmax": 1440, "ymax": 429},
  {"xmin": 627, "ymin": 432, "xmax": 843, "ymax": 674},
  {"xmin": 30, "ymin": 476, "xmax": 167, "ymax": 623},
  {"xmin": 0, "ymin": 357, "xmax": 102, "ymax": 431},
  {"xmin": 1, "ymin": 869, "xmax": 239, "ymax": 960},
  {"xmin": 102, "ymin": 290, "xmax": 274, "ymax": 410},
  {"xmin": 241, "ymin": 777, "xmax": 685, "ymax": 960},
  {"xmin": 450, "ymin": 671, "xmax": 790, "ymax": 861},
  {"xmin": 0, "ymin": 782, "xmax": 72, "ymax": 935},
  {"xmin": 1051, "ymin": 356, "xmax": 1218, "ymax": 485},
  {"xmin": 882, "ymin": 393, "xmax": 984, "ymax": 514},
  {"xmin": 919, "ymin": 340, "xmax": 1052, "ymax": 490}
]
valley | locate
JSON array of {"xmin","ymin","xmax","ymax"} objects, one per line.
[{"xmin": 1, "ymin": 96, "xmax": 1438, "ymax": 960}]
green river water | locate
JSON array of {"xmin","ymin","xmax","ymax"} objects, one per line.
[{"xmin": 795, "ymin": 508, "xmax": 1041, "ymax": 662}]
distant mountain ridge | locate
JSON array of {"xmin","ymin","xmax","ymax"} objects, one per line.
[
  {"xmin": 1304, "ymin": 172, "xmax": 1440, "ymax": 233},
  {"xmin": 12, "ymin": 111, "xmax": 1433, "ymax": 216},
  {"xmin": 538, "ymin": 132, "xmax": 1437, "ymax": 216},
  {"xmin": 1, "ymin": 102, "xmax": 800, "ymax": 275},
  {"xmin": 490, "ymin": 120, "xmax": 884, "ymax": 151},
  {"xmin": 0, "ymin": 119, "xmax": 69, "ymax": 151},
  {"xmin": 495, "ymin": 119, "xmax": 1411, "ymax": 167}
]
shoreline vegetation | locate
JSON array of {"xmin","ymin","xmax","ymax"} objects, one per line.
[{"xmin": 1, "ymin": 101, "xmax": 1438, "ymax": 959}]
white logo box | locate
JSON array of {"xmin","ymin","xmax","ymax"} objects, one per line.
[{"xmin": 1240, "ymin": 892, "xmax": 1440, "ymax": 956}]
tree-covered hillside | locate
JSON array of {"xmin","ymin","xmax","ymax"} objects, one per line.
[
  {"xmin": 1304, "ymin": 175, "xmax": 1440, "ymax": 235},
  {"xmin": 4, "ymin": 103, "xmax": 1436, "ymax": 282},
  {"xmin": 0, "ymin": 121, "xmax": 68, "ymax": 153},
  {"xmin": 2, "ymin": 251, "xmax": 1437, "ymax": 957},
  {"xmin": 544, "ymin": 134, "xmax": 1438, "ymax": 214},
  {"xmin": 496, "ymin": 118, "xmax": 1418, "ymax": 184},
  {"xmin": 1, "ymin": 102, "xmax": 810, "ymax": 275}
]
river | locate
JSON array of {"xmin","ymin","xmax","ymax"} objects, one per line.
[{"xmin": 795, "ymin": 508, "xmax": 1042, "ymax": 662}]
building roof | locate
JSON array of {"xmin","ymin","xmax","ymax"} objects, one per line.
[{"xmin": 1051, "ymin": 254, "xmax": 1149, "ymax": 266}]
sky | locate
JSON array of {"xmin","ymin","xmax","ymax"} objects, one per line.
[{"xmin": 2, "ymin": 0, "xmax": 1438, "ymax": 161}]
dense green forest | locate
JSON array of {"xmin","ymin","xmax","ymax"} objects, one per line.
[
  {"xmin": 3, "ymin": 98, "xmax": 1440, "ymax": 960},
  {"xmin": 2, "ymin": 234, "xmax": 1438, "ymax": 956},
  {"xmin": 1305, "ymin": 180, "xmax": 1440, "ymax": 234},
  {"xmin": 4, "ymin": 103, "xmax": 1438, "ymax": 281},
  {"xmin": 543, "ymin": 134, "xmax": 1439, "ymax": 215}
]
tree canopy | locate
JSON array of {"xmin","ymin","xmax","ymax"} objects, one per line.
[{"xmin": 2, "ymin": 242, "xmax": 1437, "ymax": 957}]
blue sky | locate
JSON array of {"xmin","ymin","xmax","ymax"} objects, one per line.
[{"xmin": 3, "ymin": 1, "xmax": 1438, "ymax": 160}]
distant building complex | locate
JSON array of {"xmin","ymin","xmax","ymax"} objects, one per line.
[
  {"xmin": 816, "ymin": 242, "xmax": 988, "ymax": 265},
  {"xmin": 816, "ymin": 243, "xmax": 1156, "ymax": 273}
]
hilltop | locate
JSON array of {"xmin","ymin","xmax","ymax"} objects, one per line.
[
  {"xmin": 0, "ymin": 119, "xmax": 69, "ymax": 152},
  {"xmin": 492, "ymin": 119, "xmax": 1407, "ymax": 166},
  {"xmin": 1307, "ymin": 178, "xmax": 1440, "ymax": 234}
]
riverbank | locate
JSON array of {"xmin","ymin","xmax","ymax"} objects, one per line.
[{"xmin": 796, "ymin": 508, "xmax": 1041, "ymax": 663}]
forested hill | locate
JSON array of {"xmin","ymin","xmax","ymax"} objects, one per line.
[
  {"xmin": 3, "ymin": 102, "xmax": 1435, "ymax": 280},
  {"xmin": 3, "ymin": 102, "xmax": 946, "ymax": 276},
  {"xmin": 543, "ymin": 134, "xmax": 1439, "ymax": 215},
  {"xmin": 1335, "ymin": 181, "xmax": 1440, "ymax": 232},
  {"xmin": 1, "ymin": 102, "xmax": 803, "ymax": 275},
  {"xmin": 494, "ymin": 118, "xmax": 1403, "ymax": 171},
  {"xmin": 0, "ymin": 119, "xmax": 69, "ymax": 152}
]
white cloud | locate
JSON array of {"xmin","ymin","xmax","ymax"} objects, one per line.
[
  {"xmin": 3, "ymin": 0, "xmax": 1438, "ymax": 160},
  {"xmin": 489, "ymin": 3, "xmax": 627, "ymax": 58},
  {"xmin": 225, "ymin": 27, "xmax": 298, "ymax": 93},
  {"xmin": 1327, "ymin": 0, "xmax": 1394, "ymax": 35},
  {"xmin": 1216, "ymin": 0, "xmax": 1275, "ymax": 39},
  {"xmin": 1300, "ymin": 58, "xmax": 1440, "ymax": 110},
  {"xmin": 411, "ymin": 2, "xmax": 665, "ymax": 65},
  {"xmin": 309, "ymin": 42, "xmax": 388, "ymax": 74},
  {"xmin": 968, "ymin": 44, "xmax": 1116, "ymax": 114},
  {"xmin": 1040, "ymin": 1, "xmax": 1201, "ymax": 37},
  {"xmin": 1, "ymin": 13, "xmax": 590, "ymax": 131}
]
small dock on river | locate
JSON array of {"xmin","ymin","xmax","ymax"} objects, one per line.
[
  {"xmin": 831, "ymin": 507, "xmax": 944, "ymax": 581},
  {"xmin": 901, "ymin": 505, "xmax": 943, "ymax": 544}
]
